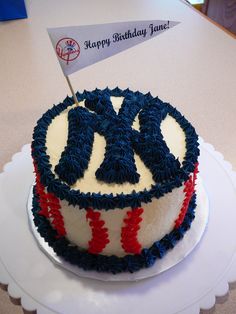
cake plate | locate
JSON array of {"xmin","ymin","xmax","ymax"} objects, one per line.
[{"xmin": 0, "ymin": 139, "xmax": 236, "ymax": 314}]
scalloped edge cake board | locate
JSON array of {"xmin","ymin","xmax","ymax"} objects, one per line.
[{"xmin": 0, "ymin": 140, "xmax": 236, "ymax": 314}]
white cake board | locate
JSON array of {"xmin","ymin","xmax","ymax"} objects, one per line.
[
  {"xmin": 0, "ymin": 139, "xmax": 236, "ymax": 314},
  {"xmin": 27, "ymin": 178, "xmax": 209, "ymax": 282}
]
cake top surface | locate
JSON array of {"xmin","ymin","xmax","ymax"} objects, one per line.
[{"xmin": 32, "ymin": 87, "xmax": 199, "ymax": 210}]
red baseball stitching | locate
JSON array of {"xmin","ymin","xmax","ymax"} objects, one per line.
[
  {"xmin": 86, "ymin": 208, "xmax": 110, "ymax": 254},
  {"xmin": 121, "ymin": 207, "xmax": 144, "ymax": 254},
  {"xmin": 174, "ymin": 163, "xmax": 199, "ymax": 228},
  {"xmin": 34, "ymin": 160, "xmax": 66, "ymax": 237}
]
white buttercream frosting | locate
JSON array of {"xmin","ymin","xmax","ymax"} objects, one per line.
[{"xmin": 59, "ymin": 184, "xmax": 185, "ymax": 257}]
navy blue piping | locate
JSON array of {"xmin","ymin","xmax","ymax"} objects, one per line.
[
  {"xmin": 31, "ymin": 88, "xmax": 199, "ymax": 210},
  {"xmin": 55, "ymin": 107, "xmax": 95, "ymax": 185}
]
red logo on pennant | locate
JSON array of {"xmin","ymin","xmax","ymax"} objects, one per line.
[{"xmin": 56, "ymin": 38, "xmax": 80, "ymax": 65}]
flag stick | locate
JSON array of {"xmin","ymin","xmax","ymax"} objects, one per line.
[{"xmin": 65, "ymin": 75, "xmax": 79, "ymax": 105}]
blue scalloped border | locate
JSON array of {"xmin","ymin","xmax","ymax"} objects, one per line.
[
  {"xmin": 32, "ymin": 186, "xmax": 196, "ymax": 274},
  {"xmin": 32, "ymin": 87, "xmax": 199, "ymax": 210}
]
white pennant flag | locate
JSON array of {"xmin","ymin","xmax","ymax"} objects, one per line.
[{"xmin": 48, "ymin": 20, "xmax": 180, "ymax": 76}]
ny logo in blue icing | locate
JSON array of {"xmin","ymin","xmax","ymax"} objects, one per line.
[{"xmin": 55, "ymin": 89, "xmax": 181, "ymax": 186}]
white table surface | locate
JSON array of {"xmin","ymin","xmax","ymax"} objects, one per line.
[{"xmin": 0, "ymin": 0, "xmax": 236, "ymax": 313}]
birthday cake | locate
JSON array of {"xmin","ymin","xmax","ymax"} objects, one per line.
[{"xmin": 31, "ymin": 87, "xmax": 199, "ymax": 274}]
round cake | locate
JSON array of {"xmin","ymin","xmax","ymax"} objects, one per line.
[{"xmin": 31, "ymin": 87, "xmax": 199, "ymax": 274}]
